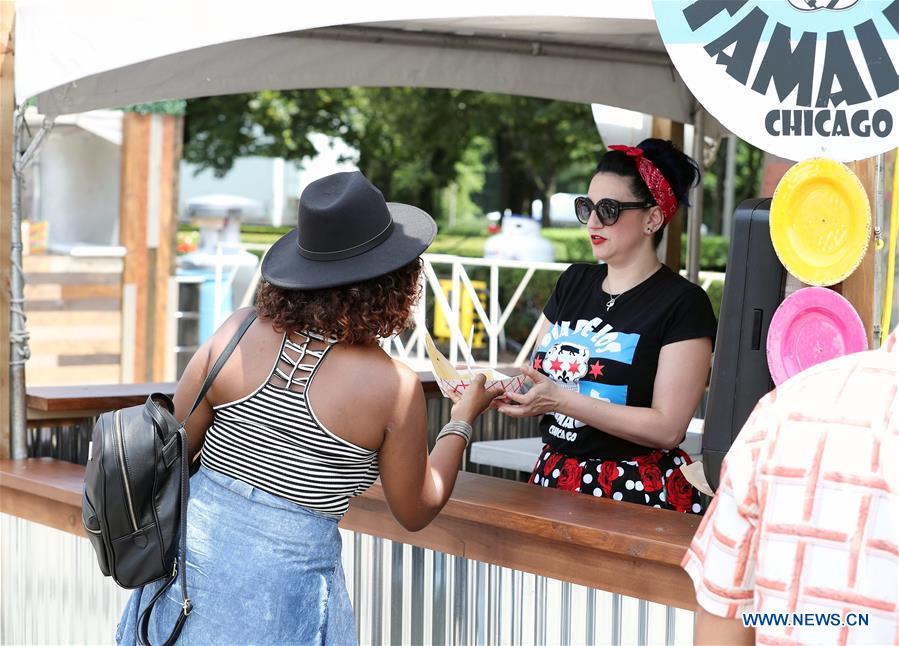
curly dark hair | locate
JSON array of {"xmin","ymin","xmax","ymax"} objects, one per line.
[{"xmin": 255, "ymin": 259, "xmax": 423, "ymax": 345}]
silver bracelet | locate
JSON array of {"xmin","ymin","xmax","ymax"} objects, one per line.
[
  {"xmin": 436, "ymin": 429, "xmax": 470, "ymax": 446},
  {"xmin": 436, "ymin": 420, "xmax": 473, "ymax": 447}
]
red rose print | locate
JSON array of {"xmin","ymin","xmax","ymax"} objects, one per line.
[
  {"xmin": 556, "ymin": 458, "xmax": 583, "ymax": 491},
  {"xmin": 639, "ymin": 464, "xmax": 664, "ymax": 492},
  {"xmin": 597, "ymin": 461, "xmax": 619, "ymax": 496},
  {"xmin": 634, "ymin": 450, "xmax": 662, "ymax": 467},
  {"xmin": 665, "ymin": 468, "xmax": 695, "ymax": 512},
  {"xmin": 543, "ymin": 453, "xmax": 564, "ymax": 477}
]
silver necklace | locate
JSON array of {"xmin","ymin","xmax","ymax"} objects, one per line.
[
  {"xmin": 604, "ymin": 264, "xmax": 661, "ymax": 311},
  {"xmin": 605, "ymin": 290, "xmax": 622, "ymax": 311},
  {"xmin": 603, "ymin": 277, "xmax": 622, "ymax": 310},
  {"xmin": 606, "ymin": 279, "xmax": 627, "ymax": 312}
]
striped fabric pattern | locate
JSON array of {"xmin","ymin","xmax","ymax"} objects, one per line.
[
  {"xmin": 201, "ymin": 334, "xmax": 379, "ymax": 518},
  {"xmin": 682, "ymin": 328, "xmax": 899, "ymax": 645}
]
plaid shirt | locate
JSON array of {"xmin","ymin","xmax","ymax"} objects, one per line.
[{"xmin": 683, "ymin": 329, "xmax": 899, "ymax": 645}]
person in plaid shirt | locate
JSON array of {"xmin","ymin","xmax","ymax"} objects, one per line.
[{"xmin": 683, "ymin": 328, "xmax": 898, "ymax": 645}]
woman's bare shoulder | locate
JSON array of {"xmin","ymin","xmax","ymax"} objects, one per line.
[
  {"xmin": 209, "ymin": 307, "xmax": 258, "ymax": 345},
  {"xmin": 327, "ymin": 343, "xmax": 422, "ymax": 396},
  {"xmin": 337, "ymin": 343, "xmax": 416, "ymax": 375}
]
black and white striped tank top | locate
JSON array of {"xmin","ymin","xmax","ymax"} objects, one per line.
[{"xmin": 201, "ymin": 331, "xmax": 380, "ymax": 518}]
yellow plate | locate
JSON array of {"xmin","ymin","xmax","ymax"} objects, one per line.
[{"xmin": 770, "ymin": 158, "xmax": 871, "ymax": 286}]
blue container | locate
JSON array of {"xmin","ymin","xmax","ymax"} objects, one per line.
[{"xmin": 177, "ymin": 267, "xmax": 233, "ymax": 345}]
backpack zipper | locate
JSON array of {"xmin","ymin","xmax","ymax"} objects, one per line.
[
  {"xmin": 82, "ymin": 495, "xmax": 102, "ymax": 534},
  {"xmin": 113, "ymin": 410, "xmax": 139, "ymax": 532}
]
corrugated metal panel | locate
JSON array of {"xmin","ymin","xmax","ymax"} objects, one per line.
[{"xmin": 2, "ymin": 515, "xmax": 695, "ymax": 645}]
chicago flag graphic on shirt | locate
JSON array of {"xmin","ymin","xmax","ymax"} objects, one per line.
[{"xmin": 535, "ymin": 317, "xmax": 639, "ymax": 436}]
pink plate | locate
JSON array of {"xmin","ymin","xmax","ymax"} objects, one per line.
[{"xmin": 767, "ymin": 287, "xmax": 868, "ymax": 386}]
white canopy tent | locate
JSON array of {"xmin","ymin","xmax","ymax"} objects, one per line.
[
  {"xmin": 15, "ymin": 0, "xmax": 718, "ymax": 127},
  {"xmin": 9, "ymin": 0, "xmax": 717, "ymax": 453}
]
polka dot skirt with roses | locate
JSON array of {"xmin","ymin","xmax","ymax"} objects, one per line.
[{"xmin": 529, "ymin": 445, "xmax": 704, "ymax": 514}]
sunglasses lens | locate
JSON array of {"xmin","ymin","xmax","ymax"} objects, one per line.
[
  {"xmin": 574, "ymin": 198, "xmax": 592, "ymax": 224},
  {"xmin": 597, "ymin": 200, "xmax": 619, "ymax": 225}
]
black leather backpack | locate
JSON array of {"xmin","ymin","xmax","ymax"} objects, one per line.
[{"xmin": 82, "ymin": 311, "xmax": 256, "ymax": 645}]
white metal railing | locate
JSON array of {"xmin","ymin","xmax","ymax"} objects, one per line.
[
  {"xmin": 386, "ymin": 254, "xmax": 571, "ymax": 370},
  {"xmin": 196, "ymin": 243, "xmax": 725, "ymax": 373},
  {"xmin": 200, "ymin": 245, "xmax": 573, "ymax": 370}
]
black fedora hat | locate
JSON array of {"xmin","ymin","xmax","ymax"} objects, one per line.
[{"xmin": 261, "ymin": 171, "xmax": 436, "ymax": 289}]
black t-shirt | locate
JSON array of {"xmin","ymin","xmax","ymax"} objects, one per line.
[{"xmin": 535, "ymin": 263, "xmax": 717, "ymax": 460}]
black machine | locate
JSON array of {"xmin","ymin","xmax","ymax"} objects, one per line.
[{"xmin": 702, "ymin": 198, "xmax": 795, "ymax": 490}]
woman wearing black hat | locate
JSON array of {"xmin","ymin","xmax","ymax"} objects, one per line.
[{"xmin": 116, "ymin": 172, "xmax": 501, "ymax": 645}]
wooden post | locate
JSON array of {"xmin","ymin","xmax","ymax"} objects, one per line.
[
  {"xmin": 0, "ymin": 2, "xmax": 14, "ymax": 459},
  {"xmin": 651, "ymin": 118, "xmax": 685, "ymax": 271},
  {"xmin": 151, "ymin": 116, "xmax": 182, "ymax": 380},
  {"xmin": 119, "ymin": 113, "xmax": 150, "ymax": 383},
  {"xmin": 119, "ymin": 112, "xmax": 183, "ymax": 383},
  {"xmin": 842, "ymin": 157, "xmax": 877, "ymax": 346}
]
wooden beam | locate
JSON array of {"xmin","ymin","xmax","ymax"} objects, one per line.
[
  {"xmin": 0, "ymin": 1, "xmax": 14, "ymax": 459},
  {"xmin": 119, "ymin": 113, "xmax": 183, "ymax": 382},
  {"xmin": 843, "ymin": 157, "xmax": 877, "ymax": 345},
  {"xmin": 652, "ymin": 118, "xmax": 685, "ymax": 271},
  {"xmin": 1, "ymin": 485, "xmax": 86, "ymax": 537},
  {"xmin": 151, "ymin": 116, "xmax": 182, "ymax": 380},
  {"xmin": 119, "ymin": 113, "xmax": 151, "ymax": 382}
]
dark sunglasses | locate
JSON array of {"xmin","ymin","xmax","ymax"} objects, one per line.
[{"xmin": 573, "ymin": 196, "xmax": 656, "ymax": 226}]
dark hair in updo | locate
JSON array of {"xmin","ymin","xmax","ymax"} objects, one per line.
[{"xmin": 595, "ymin": 138, "xmax": 701, "ymax": 246}]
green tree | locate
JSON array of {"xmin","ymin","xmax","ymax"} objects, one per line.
[
  {"xmin": 340, "ymin": 88, "xmax": 477, "ymax": 217},
  {"xmin": 183, "ymin": 90, "xmax": 350, "ymax": 174},
  {"xmin": 183, "ymin": 89, "xmax": 601, "ymax": 225},
  {"xmin": 184, "ymin": 88, "xmax": 477, "ymax": 218},
  {"xmin": 471, "ymin": 95, "xmax": 601, "ymax": 225},
  {"xmin": 703, "ymin": 138, "xmax": 764, "ymax": 235}
]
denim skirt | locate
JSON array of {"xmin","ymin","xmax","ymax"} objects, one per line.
[{"xmin": 116, "ymin": 466, "xmax": 356, "ymax": 645}]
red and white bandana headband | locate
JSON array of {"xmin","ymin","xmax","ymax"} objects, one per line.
[{"xmin": 608, "ymin": 145, "xmax": 679, "ymax": 224}]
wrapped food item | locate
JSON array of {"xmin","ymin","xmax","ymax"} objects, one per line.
[{"xmin": 424, "ymin": 332, "xmax": 526, "ymax": 399}]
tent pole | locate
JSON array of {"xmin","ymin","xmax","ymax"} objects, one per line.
[
  {"xmin": 846, "ymin": 158, "xmax": 879, "ymax": 345},
  {"xmin": 871, "ymin": 152, "xmax": 886, "ymax": 349},
  {"xmin": 0, "ymin": 1, "xmax": 13, "ymax": 460},
  {"xmin": 687, "ymin": 106, "xmax": 705, "ymax": 284},
  {"xmin": 9, "ymin": 108, "xmax": 52, "ymax": 458},
  {"xmin": 9, "ymin": 110, "xmax": 26, "ymax": 458},
  {"xmin": 722, "ymin": 134, "xmax": 736, "ymax": 240}
]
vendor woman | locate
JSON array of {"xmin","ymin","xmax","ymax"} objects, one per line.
[{"xmin": 498, "ymin": 139, "xmax": 716, "ymax": 514}]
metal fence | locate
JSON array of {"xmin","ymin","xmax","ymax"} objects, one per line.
[
  {"xmin": 25, "ymin": 417, "xmax": 95, "ymax": 465},
  {"xmin": 342, "ymin": 531, "xmax": 695, "ymax": 646},
  {"xmin": 1, "ymin": 513, "xmax": 694, "ymax": 646}
]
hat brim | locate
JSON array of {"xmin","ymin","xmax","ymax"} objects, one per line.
[{"xmin": 260, "ymin": 202, "xmax": 437, "ymax": 290}]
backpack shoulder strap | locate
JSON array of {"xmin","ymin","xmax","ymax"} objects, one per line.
[{"xmin": 182, "ymin": 310, "xmax": 257, "ymax": 425}]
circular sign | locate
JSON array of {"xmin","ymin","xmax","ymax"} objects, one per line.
[
  {"xmin": 770, "ymin": 158, "xmax": 871, "ymax": 285},
  {"xmin": 653, "ymin": 0, "xmax": 899, "ymax": 162},
  {"xmin": 766, "ymin": 286, "xmax": 868, "ymax": 385}
]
